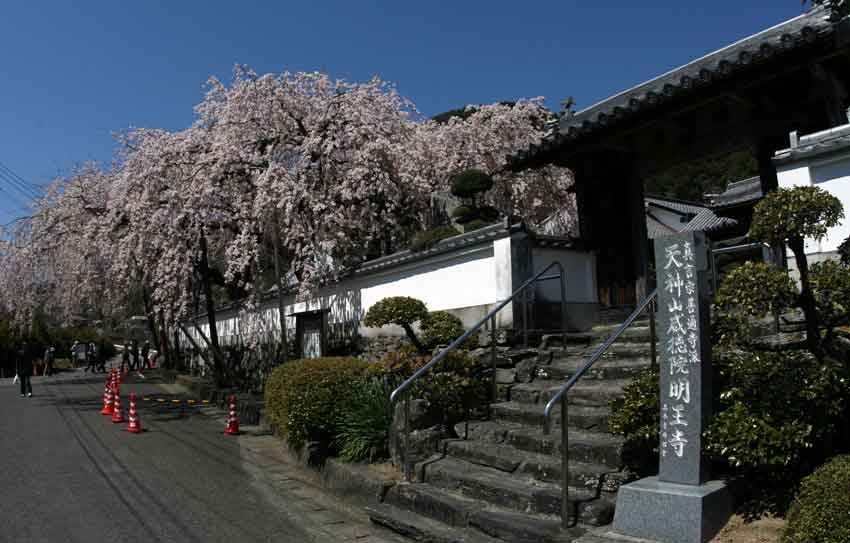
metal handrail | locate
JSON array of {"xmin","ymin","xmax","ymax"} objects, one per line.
[
  {"xmin": 541, "ymin": 288, "xmax": 657, "ymax": 528},
  {"xmin": 390, "ymin": 260, "xmax": 569, "ymax": 481},
  {"xmin": 390, "ymin": 260, "xmax": 567, "ymax": 403}
]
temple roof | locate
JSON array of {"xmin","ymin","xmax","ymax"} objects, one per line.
[
  {"xmin": 773, "ymin": 122, "xmax": 850, "ymax": 163},
  {"xmin": 509, "ymin": 7, "xmax": 843, "ymax": 168}
]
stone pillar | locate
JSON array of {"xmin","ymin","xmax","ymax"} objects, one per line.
[{"xmin": 613, "ymin": 231, "xmax": 732, "ymax": 543}]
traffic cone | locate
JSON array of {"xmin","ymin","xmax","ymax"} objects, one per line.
[
  {"xmin": 100, "ymin": 381, "xmax": 114, "ymax": 415},
  {"xmin": 112, "ymin": 387, "xmax": 125, "ymax": 423},
  {"xmin": 126, "ymin": 393, "xmax": 143, "ymax": 433},
  {"xmin": 224, "ymin": 395, "xmax": 240, "ymax": 435}
]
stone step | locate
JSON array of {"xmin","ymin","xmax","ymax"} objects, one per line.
[
  {"xmin": 385, "ymin": 484, "xmax": 587, "ymax": 543},
  {"xmin": 543, "ymin": 357, "xmax": 652, "ymax": 382},
  {"xmin": 367, "ymin": 502, "xmax": 502, "ymax": 543},
  {"xmin": 509, "ymin": 380, "xmax": 631, "ymax": 407},
  {"xmin": 491, "ymin": 401, "xmax": 611, "ymax": 432},
  {"xmin": 460, "ymin": 421, "xmax": 623, "ymax": 468},
  {"xmin": 442, "ymin": 439, "xmax": 626, "ymax": 491},
  {"xmin": 418, "ymin": 456, "xmax": 615, "ymax": 526},
  {"xmin": 558, "ymin": 342, "xmax": 656, "ymax": 361}
]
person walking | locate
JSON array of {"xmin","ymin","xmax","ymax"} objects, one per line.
[
  {"xmin": 85, "ymin": 342, "xmax": 98, "ymax": 373},
  {"xmin": 72, "ymin": 341, "xmax": 88, "ymax": 371},
  {"xmin": 141, "ymin": 341, "xmax": 151, "ymax": 371},
  {"xmin": 121, "ymin": 343, "xmax": 130, "ymax": 373},
  {"xmin": 15, "ymin": 341, "xmax": 34, "ymax": 397},
  {"xmin": 130, "ymin": 340, "xmax": 140, "ymax": 371},
  {"xmin": 43, "ymin": 346, "xmax": 55, "ymax": 377}
]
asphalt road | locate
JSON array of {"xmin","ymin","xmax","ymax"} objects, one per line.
[{"xmin": 0, "ymin": 368, "xmax": 400, "ymax": 543}]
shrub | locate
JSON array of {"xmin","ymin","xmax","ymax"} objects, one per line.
[
  {"xmin": 264, "ymin": 357, "xmax": 370, "ymax": 451},
  {"xmin": 810, "ymin": 259, "xmax": 850, "ymax": 339},
  {"xmin": 363, "ymin": 296, "xmax": 429, "ymax": 353},
  {"xmin": 609, "ymin": 368, "xmax": 660, "ymax": 477},
  {"xmin": 450, "ymin": 169, "xmax": 494, "ymax": 199},
  {"xmin": 782, "ymin": 455, "xmax": 850, "ymax": 543},
  {"xmin": 410, "ymin": 225, "xmax": 460, "ymax": 252},
  {"xmin": 477, "ymin": 205, "xmax": 500, "ymax": 222},
  {"xmin": 704, "ymin": 349, "xmax": 850, "ymax": 516},
  {"xmin": 749, "ymin": 186, "xmax": 844, "ymax": 354},
  {"xmin": 839, "ymin": 235, "xmax": 850, "ymax": 266},
  {"xmin": 369, "ymin": 348, "xmax": 489, "ymax": 427},
  {"xmin": 451, "ymin": 205, "xmax": 477, "ymax": 224},
  {"xmin": 336, "ymin": 377, "xmax": 397, "ymax": 463},
  {"xmin": 712, "ymin": 261, "xmax": 797, "ymax": 346},
  {"xmin": 421, "ymin": 311, "xmax": 464, "ymax": 348},
  {"xmin": 464, "ymin": 219, "xmax": 496, "ymax": 233}
]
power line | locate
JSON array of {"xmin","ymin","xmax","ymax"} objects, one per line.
[
  {"xmin": 0, "ymin": 166, "xmax": 39, "ymax": 201},
  {"xmin": 0, "ymin": 162, "xmax": 40, "ymax": 193}
]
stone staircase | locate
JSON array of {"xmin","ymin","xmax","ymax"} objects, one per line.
[{"xmin": 369, "ymin": 315, "xmax": 655, "ymax": 543}]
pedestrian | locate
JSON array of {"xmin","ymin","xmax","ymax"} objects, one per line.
[
  {"xmin": 141, "ymin": 340, "xmax": 151, "ymax": 370},
  {"xmin": 130, "ymin": 339, "xmax": 139, "ymax": 371},
  {"xmin": 85, "ymin": 342, "xmax": 98, "ymax": 373},
  {"xmin": 121, "ymin": 342, "xmax": 130, "ymax": 372},
  {"xmin": 43, "ymin": 346, "xmax": 55, "ymax": 376},
  {"xmin": 15, "ymin": 341, "xmax": 34, "ymax": 397},
  {"xmin": 72, "ymin": 341, "xmax": 88, "ymax": 370}
]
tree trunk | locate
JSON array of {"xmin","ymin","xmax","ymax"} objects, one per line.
[
  {"xmin": 271, "ymin": 214, "xmax": 289, "ymax": 364},
  {"xmin": 401, "ymin": 323, "xmax": 426, "ymax": 354},
  {"xmin": 789, "ymin": 237, "xmax": 822, "ymax": 356},
  {"xmin": 198, "ymin": 232, "xmax": 226, "ymax": 386}
]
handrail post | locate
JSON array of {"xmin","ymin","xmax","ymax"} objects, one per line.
[
  {"xmin": 522, "ymin": 288, "xmax": 530, "ymax": 347},
  {"xmin": 561, "ymin": 393, "xmax": 569, "ymax": 528},
  {"xmin": 491, "ymin": 315, "xmax": 497, "ymax": 404},
  {"xmin": 649, "ymin": 297, "xmax": 657, "ymax": 373},
  {"xmin": 559, "ymin": 264, "xmax": 568, "ymax": 349},
  {"xmin": 403, "ymin": 395, "xmax": 411, "ymax": 482}
]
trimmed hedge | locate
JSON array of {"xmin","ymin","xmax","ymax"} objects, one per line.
[
  {"xmin": 264, "ymin": 357, "xmax": 370, "ymax": 451},
  {"xmin": 421, "ymin": 311, "xmax": 465, "ymax": 348},
  {"xmin": 450, "ymin": 169, "xmax": 493, "ymax": 199},
  {"xmin": 451, "ymin": 205, "xmax": 477, "ymax": 224},
  {"xmin": 363, "ymin": 297, "xmax": 428, "ymax": 330},
  {"xmin": 368, "ymin": 347, "xmax": 488, "ymax": 427},
  {"xmin": 782, "ymin": 455, "xmax": 850, "ymax": 543},
  {"xmin": 410, "ymin": 226, "xmax": 460, "ymax": 252}
]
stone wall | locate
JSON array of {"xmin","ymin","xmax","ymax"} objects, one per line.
[{"xmin": 358, "ymin": 335, "xmax": 410, "ymax": 362}]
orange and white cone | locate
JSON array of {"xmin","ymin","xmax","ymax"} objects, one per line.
[
  {"xmin": 224, "ymin": 395, "xmax": 240, "ymax": 435},
  {"xmin": 126, "ymin": 393, "xmax": 143, "ymax": 433},
  {"xmin": 100, "ymin": 380, "xmax": 114, "ymax": 415},
  {"xmin": 112, "ymin": 387, "xmax": 125, "ymax": 423}
]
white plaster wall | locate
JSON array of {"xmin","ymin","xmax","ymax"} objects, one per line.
[{"xmin": 777, "ymin": 155, "xmax": 850, "ymax": 255}]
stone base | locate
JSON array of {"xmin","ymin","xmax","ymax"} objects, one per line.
[{"xmin": 613, "ymin": 477, "xmax": 732, "ymax": 543}]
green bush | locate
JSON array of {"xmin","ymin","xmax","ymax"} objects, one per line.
[
  {"xmin": 336, "ymin": 377, "xmax": 397, "ymax": 462},
  {"xmin": 609, "ymin": 368, "xmax": 660, "ymax": 477},
  {"xmin": 363, "ymin": 296, "xmax": 429, "ymax": 352},
  {"xmin": 477, "ymin": 205, "xmax": 500, "ymax": 222},
  {"xmin": 369, "ymin": 347, "xmax": 488, "ymax": 427},
  {"xmin": 451, "ymin": 205, "xmax": 477, "ymax": 224},
  {"xmin": 810, "ymin": 259, "xmax": 850, "ymax": 338},
  {"xmin": 410, "ymin": 225, "xmax": 460, "ymax": 252},
  {"xmin": 839, "ymin": 235, "xmax": 850, "ymax": 266},
  {"xmin": 450, "ymin": 169, "xmax": 494, "ymax": 199},
  {"xmin": 712, "ymin": 261, "xmax": 797, "ymax": 346},
  {"xmin": 264, "ymin": 357, "xmax": 370, "ymax": 451},
  {"xmin": 421, "ymin": 311, "xmax": 464, "ymax": 348},
  {"xmin": 782, "ymin": 455, "xmax": 850, "ymax": 543},
  {"xmin": 463, "ymin": 219, "xmax": 496, "ymax": 233},
  {"xmin": 750, "ymin": 186, "xmax": 843, "ymax": 247},
  {"xmin": 704, "ymin": 349, "xmax": 850, "ymax": 516}
]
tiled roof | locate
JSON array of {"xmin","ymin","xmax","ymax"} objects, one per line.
[
  {"xmin": 709, "ymin": 176, "xmax": 764, "ymax": 208},
  {"xmin": 645, "ymin": 196, "xmax": 706, "ymax": 216},
  {"xmin": 510, "ymin": 7, "xmax": 842, "ymax": 168},
  {"xmin": 683, "ymin": 207, "xmax": 738, "ymax": 234},
  {"xmin": 773, "ymin": 122, "xmax": 850, "ymax": 163}
]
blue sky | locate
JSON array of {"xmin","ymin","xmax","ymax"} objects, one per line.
[{"xmin": 0, "ymin": 1, "xmax": 807, "ymax": 225}]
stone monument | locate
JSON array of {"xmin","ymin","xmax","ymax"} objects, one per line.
[{"xmin": 613, "ymin": 231, "xmax": 732, "ymax": 543}]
